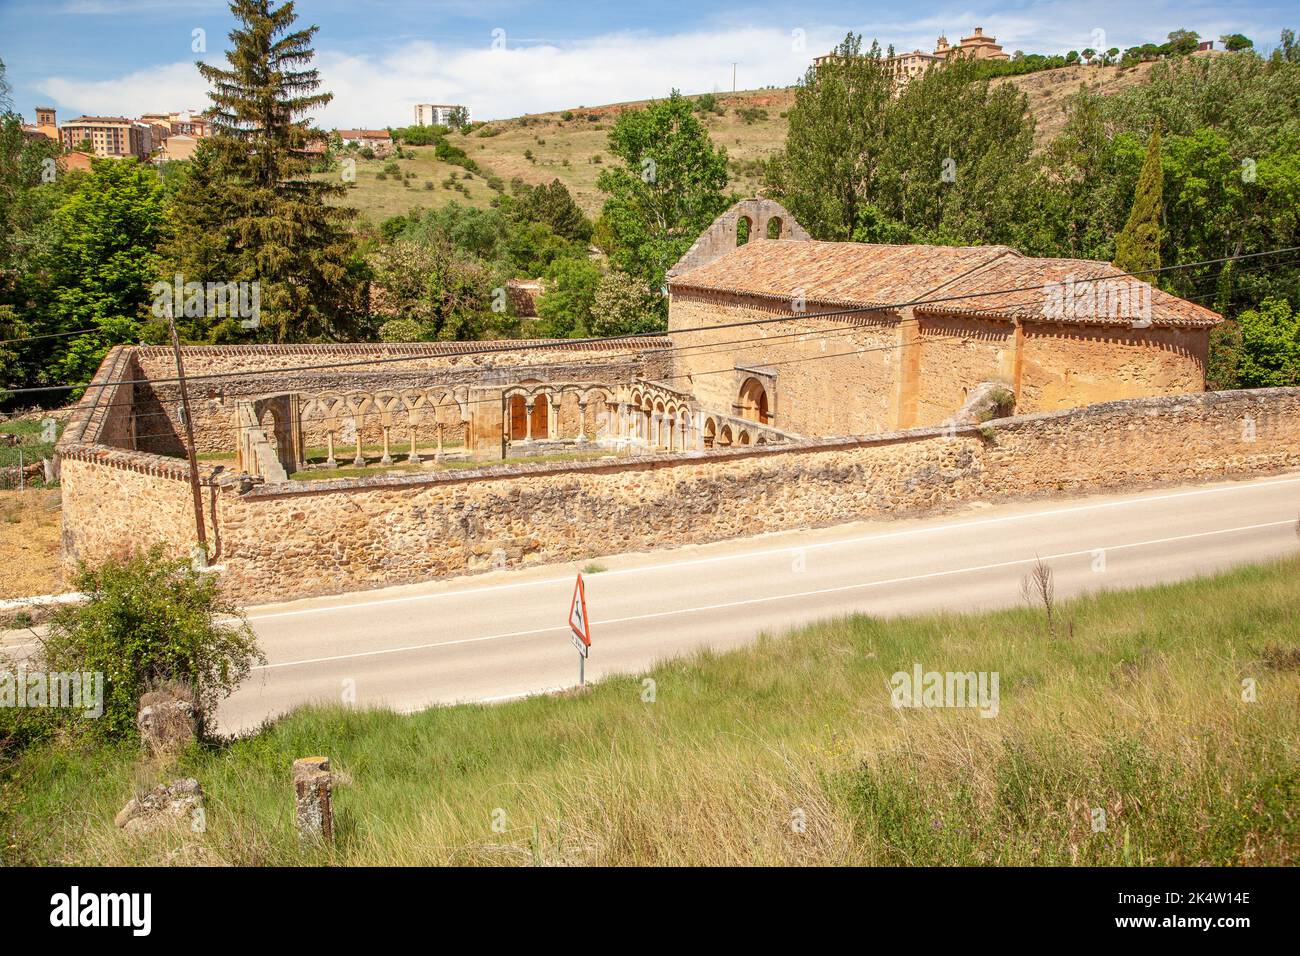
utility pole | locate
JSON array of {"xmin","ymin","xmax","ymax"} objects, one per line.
[
  {"xmin": 167, "ymin": 308, "xmax": 207, "ymax": 557},
  {"xmin": 732, "ymin": 62, "xmax": 737, "ymax": 93}
]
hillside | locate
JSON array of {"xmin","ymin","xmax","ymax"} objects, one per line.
[{"xmin": 330, "ymin": 59, "xmax": 1167, "ymax": 227}]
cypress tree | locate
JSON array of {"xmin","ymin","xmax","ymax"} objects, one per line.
[
  {"xmin": 1112, "ymin": 125, "xmax": 1163, "ymax": 278},
  {"xmin": 165, "ymin": 0, "xmax": 361, "ymax": 342}
]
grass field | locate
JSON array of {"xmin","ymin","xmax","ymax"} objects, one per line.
[
  {"xmin": 322, "ymin": 61, "xmax": 1165, "ymax": 225},
  {"xmin": 3, "ymin": 554, "xmax": 1296, "ymax": 866}
]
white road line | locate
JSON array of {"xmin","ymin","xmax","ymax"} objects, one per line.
[
  {"xmin": 252, "ymin": 517, "xmax": 1296, "ymax": 672},
  {"xmin": 243, "ymin": 476, "xmax": 1300, "ymax": 622}
]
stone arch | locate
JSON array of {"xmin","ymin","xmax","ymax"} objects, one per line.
[
  {"xmin": 765, "ymin": 216, "xmax": 784, "ymax": 239},
  {"xmin": 736, "ymin": 215, "xmax": 753, "ymax": 245},
  {"xmin": 717, "ymin": 424, "xmax": 734, "ymax": 447},
  {"xmin": 738, "ymin": 376, "xmax": 771, "ymax": 425},
  {"xmin": 703, "ymin": 417, "xmax": 717, "ymax": 449},
  {"xmin": 738, "ymin": 429, "xmax": 752, "ymax": 446}
]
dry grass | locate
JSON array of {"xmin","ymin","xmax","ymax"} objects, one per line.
[
  {"xmin": 3, "ymin": 555, "xmax": 1295, "ymax": 866},
  {"xmin": 0, "ymin": 489, "xmax": 63, "ymax": 598}
]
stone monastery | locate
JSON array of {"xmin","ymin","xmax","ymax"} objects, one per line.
[{"xmin": 58, "ymin": 198, "xmax": 1287, "ymax": 604}]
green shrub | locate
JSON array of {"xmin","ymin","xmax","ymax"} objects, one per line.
[{"xmin": 39, "ymin": 547, "xmax": 263, "ymax": 740}]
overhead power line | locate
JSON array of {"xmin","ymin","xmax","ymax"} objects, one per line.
[{"xmin": 6, "ymin": 244, "xmax": 1296, "ymax": 400}]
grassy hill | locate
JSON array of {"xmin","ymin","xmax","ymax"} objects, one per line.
[
  {"xmin": 330, "ymin": 60, "xmax": 1167, "ymax": 228},
  {"xmin": 3, "ymin": 555, "xmax": 1296, "ymax": 866}
]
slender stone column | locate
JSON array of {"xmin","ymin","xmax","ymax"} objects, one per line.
[
  {"xmin": 408, "ymin": 412, "xmax": 422, "ymax": 463},
  {"xmin": 525, "ymin": 402, "xmax": 535, "ymax": 441},
  {"xmin": 380, "ymin": 425, "xmax": 393, "ymax": 465},
  {"xmin": 576, "ymin": 402, "xmax": 588, "ymax": 443},
  {"xmin": 352, "ymin": 427, "xmax": 365, "ymax": 467},
  {"xmin": 666, "ymin": 415, "xmax": 675, "ymax": 451},
  {"xmin": 547, "ymin": 393, "xmax": 559, "ymax": 440},
  {"xmin": 325, "ymin": 430, "xmax": 336, "ymax": 468},
  {"xmin": 435, "ymin": 423, "xmax": 444, "ymax": 462}
]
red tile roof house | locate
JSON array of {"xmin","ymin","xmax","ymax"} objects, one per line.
[
  {"xmin": 336, "ymin": 129, "xmax": 392, "ymax": 151},
  {"xmin": 666, "ymin": 199, "xmax": 1220, "ymax": 437}
]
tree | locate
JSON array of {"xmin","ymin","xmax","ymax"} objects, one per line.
[
  {"xmin": 767, "ymin": 34, "xmax": 892, "ymax": 240},
  {"xmin": 536, "ymin": 257, "xmax": 602, "ymax": 338},
  {"xmin": 371, "ymin": 237, "xmax": 490, "ymax": 340},
  {"xmin": 588, "ymin": 270, "xmax": 664, "ymax": 337},
  {"xmin": 39, "ymin": 547, "xmax": 262, "ymax": 741},
  {"xmin": 506, "ymin": 178, "xmax": 592, "ymax": 243},
  {"xmin": 1235, "ymin": 298, "xmax": 1300, "ymax": 387},
  {"xmin": 1166, "ymin": 29, "xmax": 1202, "ymax": 57},
  {"xmin": 596, "ymin": 89, "xmax": 730, "ymax": 301},
  {"xmin": 1220, "ymin": 34, "xmax": 1253, "ymax": 52},
  {"xmin": 43, "ymin": 159, "xmax": 167, "ymax": 382},
  {"xmin": 873, "ymin": 55, "xmax": 1035, "ymax": 245},
  {"xmin": 1112, "ymin": 125, "xmax": 1162, "ymax": 277},
  {"xmin": 163, "ymin": 0, "xmax": 361, "ymax": 342}
]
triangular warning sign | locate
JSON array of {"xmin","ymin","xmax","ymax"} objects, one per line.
[{"xmin": 569, "ymin": 573, "xmax": 591, "ymax": 655}]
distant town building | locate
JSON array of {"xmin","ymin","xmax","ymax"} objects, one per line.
[
  {"xmin": 815, "ymin": 26, "xmax": 1011, "ymax": 92},
  {"xmin": 157, "ymin": 134, "xmax": 199, "ymax": 162},
  {"xmin": 337, "ymin": 129, "xmax": 393, "ymax": 150},
  {"xmin": 33, "ymin": 106, "xmax": 58, "ymax": 141},
  {"xmin": 413, "ymin": 103, "xmax": 470, "ymax": 127},
  {"xmin": 60, "ymin": 116, "xmax": 150, "ymax": 159}
]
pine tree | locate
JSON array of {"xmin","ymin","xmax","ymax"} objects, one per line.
[
  {"xmin": 1112, "ymin": 125, "xmax": 1163, "ymax": 278},
  {"xmin": 165, "ymin": 0, "xmax": 361, "ymax": 342}
]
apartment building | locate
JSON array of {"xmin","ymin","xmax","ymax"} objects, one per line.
[
  {"xmin": 413, "ymin": 103, "xmax": 470, "ymax": 127},
  {"xmin": 60, "ymin": 116, "xmax": 150, "ymax": 159}
]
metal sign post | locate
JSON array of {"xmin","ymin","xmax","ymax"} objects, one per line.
[{"xmin": 568, "ymin": 573, "xmax": 592, "ymax": 687}]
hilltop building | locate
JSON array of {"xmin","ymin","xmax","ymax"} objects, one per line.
[
  {"xmin": 413, "ymin": 103, "xmax": 470, "ymax": 126},
  {"xmin": 816, "ymin": 26, "xmax": 1011, "ymax": 91}
]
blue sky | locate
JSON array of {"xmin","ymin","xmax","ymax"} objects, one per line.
[{"xmin": 1, "ymin": 0, "xmax": 1295, "ymax": 126}]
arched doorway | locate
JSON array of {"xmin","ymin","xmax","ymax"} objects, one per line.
[
  {"xmin": 532, "ymin": 394, "xmax": 549, "ymax": 438},
  {"xmin": 508, "ymin": 395, "xmax": 528, "ymax": 440},
  {"xmin": 508, "ymin": 393, "xmax": 549, "ymax": 441},
  {"xmin": 736, "ymin": 215, "xmax": 752, "ymax": 245},
  {"xmin": 737, "ymin": 377, "xmax": 770, "ymax": 425}
]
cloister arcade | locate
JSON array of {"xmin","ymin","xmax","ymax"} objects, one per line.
[{"xmin": 234, "ymin": 376, "xmax": 796, "ymax": 482}]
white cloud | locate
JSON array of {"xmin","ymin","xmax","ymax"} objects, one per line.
[
  {"xmin": 36, "ymin": 26, "xmax": 838, "ymax": 126},
  {"xmin": 32, "ymin": 5, "xmax": 1288, "ymax": 126}
]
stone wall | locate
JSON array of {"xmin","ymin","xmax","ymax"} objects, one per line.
[
  {"xmin": 669, "ymin": 290, "xmax": 901, "ymax": 436},
  {"xmin": 211, "ymin": 387, "xmax": 1300, "ymax": 603},
  {"xmin": 670, "ymin": 287, "xmax": 1213, "ymax": 437}
]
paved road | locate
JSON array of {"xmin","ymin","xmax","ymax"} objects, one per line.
[
  {"xmin": 207, "ymin": 474, "xmax": 1300, "ymax": 733},
  {"xmin": 4, "ymin": 475, "xmax": 1296, "ymax": 733}
]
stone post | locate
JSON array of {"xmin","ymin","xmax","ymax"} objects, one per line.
[
  {"xmin": 547, "ymin": 393, "xmax": 559, "ymax": 440},
  {"xmin": 352, "ymin": 427, "xmax": 365, "ymax": 467},
  {"xmin": 576, "ymin": 402, "xmax": 588, "ymax": 443},
  {"xmin": 435, "ymin": 423, "xmax": 445, "ymax": 462},
  {"xmin": 325, "ymin": 429, "xmax": 337, "ymax": 469},
  {"xmin": 293, "ymin": 756, "xmax": 333, "ymax": 844},
  {"xmin": 380, "ymin": 425, "xmax": 393, "ymax": 466},
  {"xmin": 524, "ymin": 402, "xmax": 535, "ymax": 441}
]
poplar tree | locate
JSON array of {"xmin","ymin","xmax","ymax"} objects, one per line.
[
  {"xmin": 1112, "ymin": 125, "xmax": 1163, "ymax": 278},
  {"xmin": 165, "ymin": 0, "xmax": 361, "ymax": 342}
]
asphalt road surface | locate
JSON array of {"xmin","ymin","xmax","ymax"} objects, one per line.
[{"xmin": 198, "ymin": 473, "xmax": 1300, "ymax": 734}]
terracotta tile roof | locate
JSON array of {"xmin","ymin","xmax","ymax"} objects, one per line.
[
  {"xmin": 669, "ymin": 239, "xmax": 1014, "ymax": 310},
  {"xmin": 669, "ymin": 239, "xmax": 1221, "ymax": 329},
  {"xmin": 917, "ymin": 256, "xmax": 1222, "ymax": 328}
]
